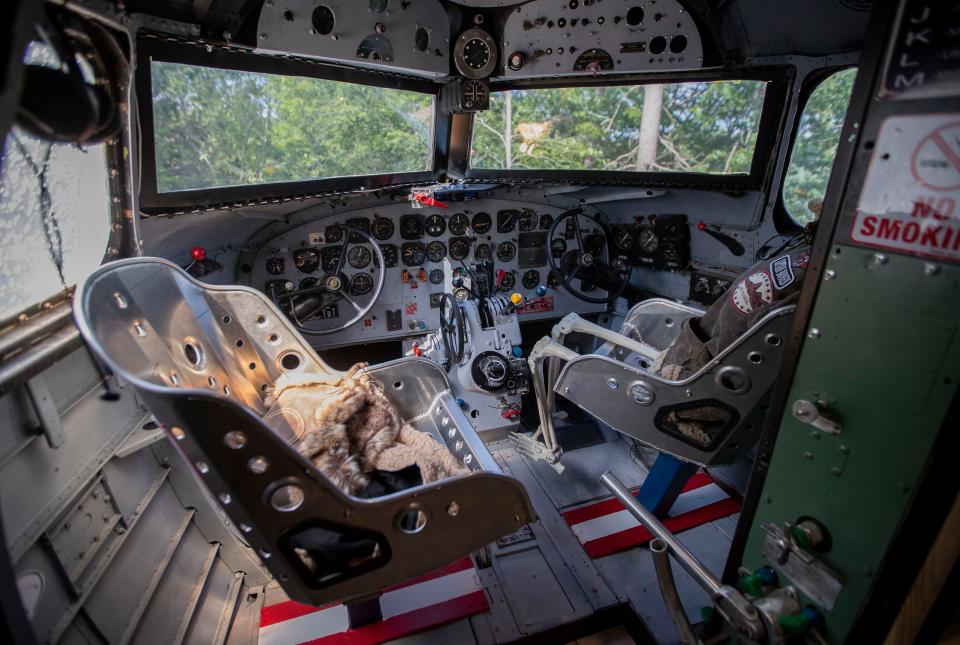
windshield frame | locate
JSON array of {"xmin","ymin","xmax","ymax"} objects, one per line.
[
  {"xmin": 136, "ymin": 38, "xmax": 443, "ymax": 213},
  {"xmin": 461, "ymin": 68, "xmax": 792, "ymax": 191}
]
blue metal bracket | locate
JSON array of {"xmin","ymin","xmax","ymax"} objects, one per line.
[{"xmin": 636, "ymin": 453, "xmax": 698, "ymax": 518}]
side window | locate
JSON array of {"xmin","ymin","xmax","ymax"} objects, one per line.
[
  {"xmin": 0, "ymin": 43, "xmax": 112, "ymax": 319},
  {"xmin": 782, "ymin": 68, "xmax": 857, "ymax": 224}
]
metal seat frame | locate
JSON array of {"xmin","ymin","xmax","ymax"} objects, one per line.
[
  {"xmin": 74, "ymin": 258, "xmax": 535, "ymax": 606},
  {"xmin": 522, "ymin": 298, "xmax": 795, "ymax": 467}
]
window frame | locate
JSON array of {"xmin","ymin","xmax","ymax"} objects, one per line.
[
  {"xmin": 775, "ymin": 65, "xmax": 858, "ymax": 231},
  {"xmin": 136, "ymin": 38, "xmax": 445, "ymax": 213},
  {"xmin": 459, "ymin": 67, "xmax": 793, "ymax": 191}
]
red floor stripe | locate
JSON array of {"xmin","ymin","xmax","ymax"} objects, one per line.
[
  {"xmin": 260, "ymin": 557, "xmax": 475, "ymax": 628},
  {"xmin": 562, "ymin": 471, "xmax": 713, "ymax": 526},
  {"xmin": 301, "ymin": 590, "xmax": 490, "ymax": 645},
  {"xmin": 583, "ymin": 497, "xmax": 741, "ymax": 559}
]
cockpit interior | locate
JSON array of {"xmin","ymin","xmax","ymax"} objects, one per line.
[{"xmin": 1, "ymin": 1, "xmax": 958, "ymax": 644}]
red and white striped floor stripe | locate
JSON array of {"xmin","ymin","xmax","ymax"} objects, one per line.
[
  {"xmin": 259, "ymin": 558, "xmax": 488, "ymax": 645},
  {"xmin": 562, "ymin": 472, "xmax": 740, "ymax": 558}
]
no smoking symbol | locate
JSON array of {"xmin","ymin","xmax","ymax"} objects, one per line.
[{"xmin": 911, "ymin": 121, "xmax": 960, "ymax": 192}]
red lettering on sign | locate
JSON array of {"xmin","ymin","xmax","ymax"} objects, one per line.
[
  {"xmin": 859, "ymin": 215, "xmax": 877, "ymax": 237},
  {"xmin": 911, "ymin": 196, "xmax": 955, "ymax": 220},
  {"xmin": 878, "ymin": 218, "xmax": 902, "ymax": 240}
]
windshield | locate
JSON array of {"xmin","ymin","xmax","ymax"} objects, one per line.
[
  {"xmin": 470, "ymin": 80, "xmax": 767, "ymax": 174},
  {"xmin": 151, "ymin": 62, "xmax": 435, "ymax": 192}
]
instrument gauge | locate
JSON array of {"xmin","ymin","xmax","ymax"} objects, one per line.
[
  {"xmin": 539, "ymin": 213, "xmax": 554, "ymax": 230},
  {"xmin": 547, "ymin": 270, "xmax": 561, "ymax": 288},
  {"xmin": 350, "ymin": 273, "xmax": 373, "ymax": 296},
  {"xmin": 345, "ymin": 217, "xmax": 371, "ymax": 243},
  {"xmin": 638, "ymin": 228, "xmax": 659, "ymax": 253},
  {"xmin": 474, "ymin": 243, "xmax": 491, "ymax": 260},
  {"xmin": 265, "ymin": 257, "xmax": 285, "ymax": 275},
  {"xmin": 320, "ymin": 247, "xmax": 342, "ymax": 272},
  {"xmin": 425, "ymin": 240, "xmax": 447, "ymax": 262},
  {"xmin": 551, "ymin": 238, "xmax": 567, "ymax": 259},
  {"xmin": 424, "ymin": 214, "xmax": 446, "ymax": 237},
  {"xmin": 347, "ymin": 246, "xmax": 372, "ymax": 269},
  {"xmin": 613, "ymin": 225, "xmax": 634, "ymax": 251},
  {"xmin": 371, "ymin": 216, "xmax": 395, "ymax": 240},
  {"xmin": 400, "ymin": 215, "xmax": 423, "ymax": 240},
  {"xmin": 522, "ymin": 269, "xmax": 541, "ymax": 290},
  {"xmin": 497, "ymin": 209, "xmax": 519, "ymax": 233},
  {"xmin": 379, "ymin": 244, "xmax": 398, "ymax": 268},
  {"xmin": 293, "ymin": 249, "xmax": 321, "ymax": 274},
  {"xmin": 584, "ymin": 234, "xmax": 605, "ymax": 257},
  {"xmin": 324, "ymin": 224, "xmax": 344, "ymax": 244},
  {"xmin": 448, "ymin": 213, "xmax": 469, "ymax": 236},
  {"xmin": 401, "ymin": 242, "xmax": 425, "ymax": 266},
  {"xmin": 471, "ymin": 212, "xmax": 492, "ymax": 235},
  {"xmin": 453, "ymin": 287, "xmax": 470, "ymax": 302},
  {"xmin": 449, "ymin": 237, "xmax": 471, "ymax": 261},
  {"xmin": 498, "ymin": 272, "xmax": 516, "ymax": 292},
  {"xmin": 496, "ymin": 241, "xmax": 516, "ymax": 263},
  {"xmin": 429, "ymin": 268, "xmax": 444, "ymax": 284},
  {"xmin": 519, "ymin": 209, "xmax": 538, "ymax": 232},
  {"xmin": 454, "ymin": 28, "xmax": 498, "ymax": 79}
]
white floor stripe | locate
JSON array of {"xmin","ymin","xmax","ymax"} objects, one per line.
[
  {"xmin": 259, "ymin": 605, "xmax": 349, "ymax": 645},
  {"xmin": 259, "ymin": 568, "xmax": 482, "ymax": 645},
  {"xmin": 571, "ymin": 484, "xmax": 728, "ymax": 543}
]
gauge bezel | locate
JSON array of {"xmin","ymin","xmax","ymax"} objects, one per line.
[{"xmin": 453, "ymin": 28, "xmax": 498, "ymax": 79}]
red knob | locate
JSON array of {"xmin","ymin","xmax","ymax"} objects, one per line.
[{"xmin": 190, "ymin": 246, "xmax": 206, "ymax": 261}]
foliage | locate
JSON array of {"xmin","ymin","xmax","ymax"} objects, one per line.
[
  {"xmin": 152, "ymin": 62, "xmax": 855, "ymax": 227},
  {"xmin": 151, "ymin": 62, "xmax": 433, "ymax": 192},
  {"xmin": 782, "ymin": 68, "xmax": 857, "ymax": 223}
]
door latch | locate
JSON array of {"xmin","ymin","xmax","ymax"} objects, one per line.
[{"xmin": 791, "ymin": 399, "xmax": 842, "ymax": 436}]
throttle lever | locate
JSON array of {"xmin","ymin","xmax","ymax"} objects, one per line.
[{"xmin": 697, "ymin": 221, "xmax": 745, "ymax": 256}]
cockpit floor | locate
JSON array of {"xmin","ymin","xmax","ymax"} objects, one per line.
[{"xmin": 257, "ymin": 438, "xmax": 737, "ymax": 644}]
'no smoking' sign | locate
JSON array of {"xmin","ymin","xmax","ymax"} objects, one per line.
[{"xmin": 911, "ymin": 121, "xmax": 960, "ymax": 192}]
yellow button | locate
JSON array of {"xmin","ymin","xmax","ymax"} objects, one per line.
[{"xmin": 510, "ymin": 293, "xmax": 523, "ymax": 305}]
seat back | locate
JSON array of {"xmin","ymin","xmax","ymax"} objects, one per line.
[
  {"xmin": 75, "ymin": 257, "xmax": 534, "ymax": 606},
  {"xmin": 555, "ymin": 301, "xmax": 795, "ymax": 466}
]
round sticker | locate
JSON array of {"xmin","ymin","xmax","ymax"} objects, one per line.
[
  {"xmin": 731, "ymin": 270, "xmax": 773, "ymax": 315},
  {"xmin": 911, "ymin": 121, "xmax": 960, "ymax": 192}
]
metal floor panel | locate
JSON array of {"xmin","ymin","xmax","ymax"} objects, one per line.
[{"xmin": 521, "ymin": 438, "xmax": 649, "ymax": 509}]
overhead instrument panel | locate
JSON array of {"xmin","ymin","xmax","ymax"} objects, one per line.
[
  {"xmin": 255, "ymin": 0, "xmax": 450, "ymax": 78},
  {"xmin": 501, "ymin": 0, "xmax": 704, "ymax": 79}
]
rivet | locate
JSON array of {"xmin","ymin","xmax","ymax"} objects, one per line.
[
  {"xmin": 808, "ymin": 328, "xmax": 821, "ymax": 339},
  {"xmin": 259, "ymin": 32, "xmax": 267, "ymax": 39},
  {"xmin": 873, "ymin": 253, "xmax": 888, "ymax": 265},
  {"xmin": 830, "ymin": 467, "xmax": 841, "ymax": 476},
  {"xmin": 803, "ymin": 452, "xmax": 814, "ymax": 460},
  {"xmin": 924, "ymin": 263, "xmax": 940, "ymax": 276},
  {"xmin": 824, "ymin": 269, "xmax": 837, "ymax": 281}
]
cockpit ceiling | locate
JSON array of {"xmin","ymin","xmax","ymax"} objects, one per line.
[{"xmin": 125, "ymin": 1, "xmax": 870, "ymax": 80}]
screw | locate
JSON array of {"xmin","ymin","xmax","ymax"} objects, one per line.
[
  {"xmin": 808, "ymin": 328, "xmax": 821, "ymax": 339},
  {"xmin": 606, "ymin": 378, "xmax": 619, "ymax": 390},
  {"xmin": 873, "ymin": 253, "xmax": 888, "ymax": 265},
  {"xmin": 924, "ymin": 263, "xmax": 941, "ymax": 276},
  {"xmin": 258, "ymin": 32, "xmax": 267, "ymax": 40},
  {"xmin": 824, "ymin": 269, "xmax": 837, "ymax": 281}
]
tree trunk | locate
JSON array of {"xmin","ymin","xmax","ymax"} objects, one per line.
[
  {"xmin": 635, "ymin": 84, "xmax": 663, "ymax": 171},
  {"xmin": 505, "ymin": 91, "xmax": 513, "ymax": 169}
]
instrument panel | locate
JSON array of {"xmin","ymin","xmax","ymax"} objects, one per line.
[{"xmin": 247, "ymin": 200, "xmax": 608, "ymax": 347}]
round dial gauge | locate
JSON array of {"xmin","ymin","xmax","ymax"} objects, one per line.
[
  {"xmin": 266, "ymin": 257, "xmax": 285, "ymax": 275},
  {"xmin": 347, "ymin": 246, "xmax": 372, "ymax": 269},
  {"xmin": 474, "ymin": 243, "xmax": 491, "ymax": 260},
  {"xmin": 379, "ymin": 244, "xmax": 398, "ymax": 268},
  {"xmin": 463, "ymin": 79, "xmax": 487, "ymax": 104},
  {"xmin": 522, "ymin": 269, "xmax": 541, "ymax": 290},
  {"xmin": 371, "ymin": 216, "xmax": 395, "ymax": 240},
  {"xmin": 547, "ymin": 270, "xmax": 560, "ymax": 288},
  {"xmin": 471, "ymin": 212, "xmax": 492, "ymax": 235},
  {"xmin": 401, "ymin": 242, "xmax": 425, "ymax": 266},
  {"xmin": 324, "ymin": 224, "xmax": 343, "ymax": 244},
  {"xmin": 499, "ymin": 272, "xmax": 516, "ymax": 292},
  {"xmin": 350, "ymin": 273, "xmax": 373, "ymax": 296},
  {"xmin": 346, "ymin": 217, "xmax": 370, "ymax": 243},
  {"xmin": 453, "ymin": 287, "xmax": 470, "ymax": 302},
  {"xmin": 454, "ymin": 29, "xmax": 497, "ymax": 79},
  {"xmin": 497, "ymin": 209, "xmax": 519, "ymax": 233},
  {"xmin": 400, "ymin": 216, "xmax": 423, "ymax": 240},
  {"xmin": 448, "ymin": 213, "xmax": 469, "ymax": 236},
  {"xmin": 429, "ymin": 268, "xmax": 444, "ymax": 284},
  {"xmin": 293, "ymin": 249, "xmax": 320, "ymax": 274},
  {"xmin": 425, "ymin": 240, "xmax": 447, "ymax": 262},
  {"xmin": 449, "ymin": 237, "xmax": 471, "ymax": 261},
  {"xmin": 539, "ymin": 213, "xmax": 554, "ymax": 230},
  {"xmin": 551, "ymin": 238, "xmax": 567, "ymax": 259},
  {"xmin": 612, "ymin": 225, "xmax": 634, "ymax": 251},
  {"xmin": 638, "ymin": 228, "xmax": 659, "ymax": 253},
  {"xmin": 519, "ymin": 209, "xmax": 538, "ymax": 232},
  {"xmin": 425, "ymin": 214, "xmax": 446, "ymax": 237},
  {"xmin": 320, "ymin": 247, "xmax": 342, "ymax": 271},
  {"xmin": 496, "ymin": 241, "xmax": 516, "ymax": 263}
]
